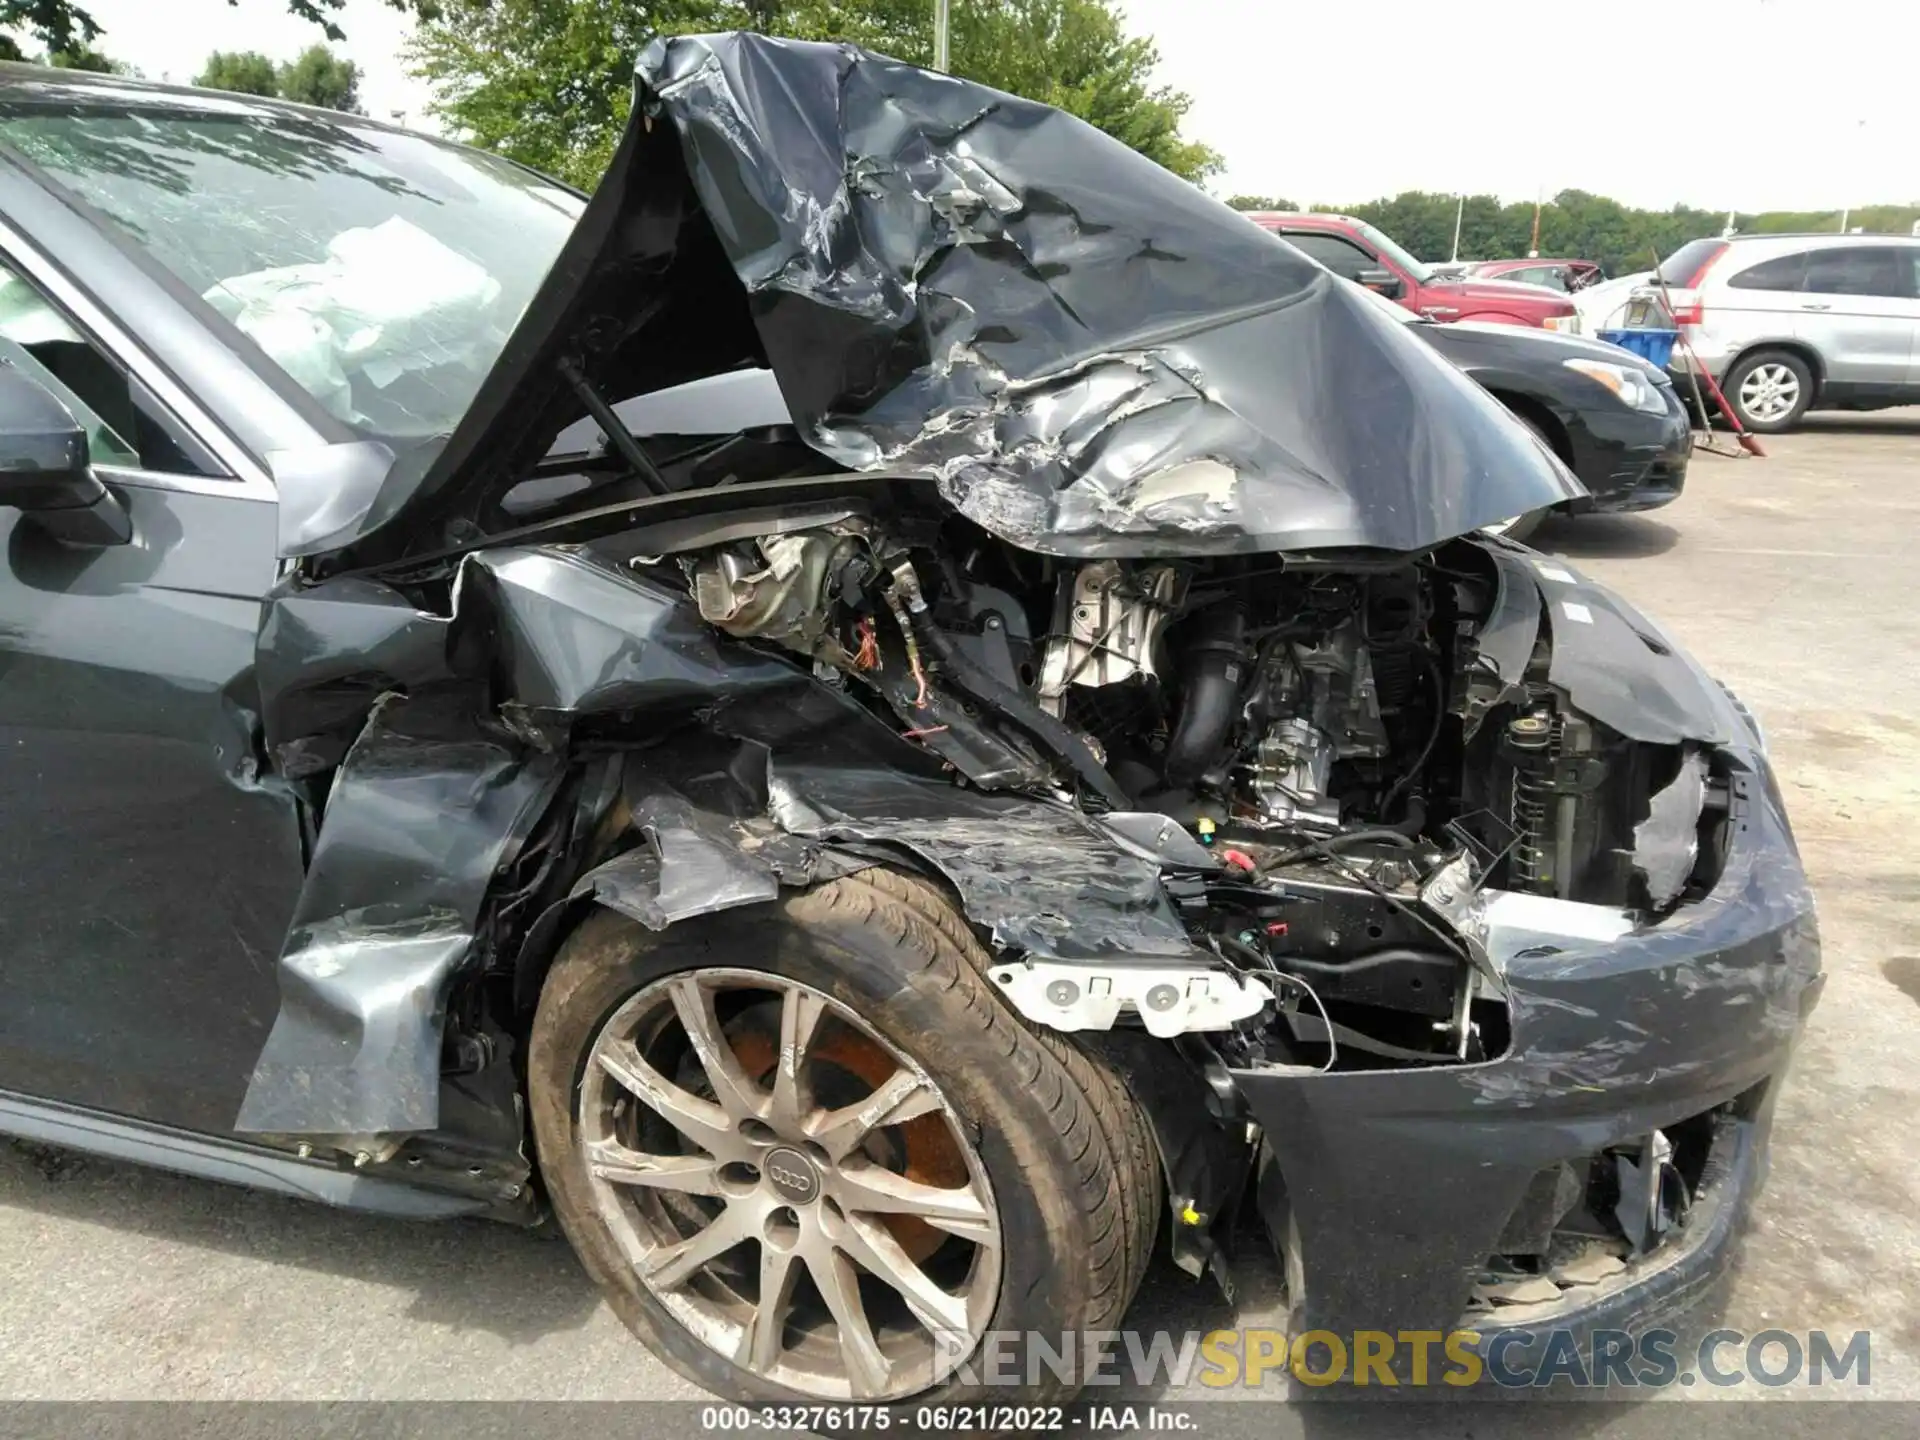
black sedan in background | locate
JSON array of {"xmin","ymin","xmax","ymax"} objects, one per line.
[{"xmin": 1350, "ymin": 283, "xmax": 1692, "ymax": 540}]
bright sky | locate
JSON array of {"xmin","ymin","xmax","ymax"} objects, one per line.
[{"xmin": 21, "ymin": 0, "xmax": 1916, "ymax": 213}]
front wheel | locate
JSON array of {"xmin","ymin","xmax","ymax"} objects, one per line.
[
  {"xmin": 1724, "ymin": 349, "xmax": 1812, "ymax": 432},
  {"xmin": 528, "ymin": 871, "xmax": 1152, "ymax": 1408}
]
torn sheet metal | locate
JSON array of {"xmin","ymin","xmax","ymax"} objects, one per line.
[
  {"xmin": 1230, "ymin": 758, "xmax": 1819, "ymax": 1340},
  {"xmin": 255, "ymin": 573, "xmax": 457, "ymax": 777},
  {"xmin": 457, "ymin": 546, "xmax": 799, "ymax": 717},
  {"xmin": 571, "ymin": 742, "xmax": 869, "ymax": 931},
  {"xmin": 311, "ymin": 31, "xmax": 1580, "ymax": 562},
  {"xmin": 561, "ymin": 679, "xmax": 1208, "ymax": 964},
  {"xmin": 236, "ymin": 693, "xmax": 560, "ymax": 1135},
  {"xmin": 765, "ymin": 759, "xmax": 1198, "ymax": 961},
  {"xmin": 1537, "ymin": 559, "xmax": 1730, "ymax": 745}
]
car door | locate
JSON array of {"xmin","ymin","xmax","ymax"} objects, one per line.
[
  {"xmin": 1715, "ymin": 248, "xmax": 1810, "ymax": 360},
  {"xmin": 1797, "ymin": 245, "xmax": 1917, "ymax": 391},
  {"xmin": 0, "ymin": 247, "xmax": 306, "ymax": 1137},
  {"xmin": 1906, "ymin": 250, "xmax": 1920, "ymax": 388}
]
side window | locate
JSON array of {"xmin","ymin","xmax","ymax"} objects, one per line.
[
  {"xmin": 0, "ymin": 264, "xmax": 222, "ymax": 476},
  {"xmin": 1727, "ymin": 252, "xmax": 1810, "ymax": 292},
  {"xmin": 1282, "ymin": 232, "xmax": 1376, "ymax": 281},
  {"xmin": 1802, "ymin": 247, "xmax": 1909, "ymax": 299}
]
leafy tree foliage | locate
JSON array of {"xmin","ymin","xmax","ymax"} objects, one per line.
[
  {"xmin": 2, "ymin": 2, "xmax": 441, "ymax": 53},
  {"xmin": 407, "ymin": 0, "xmax": 1219, "ymax": 191},
  {"xmin": 46, "ymin": 42, "xmax": 123, "ymax": 72},
  {"xmin": 196, "ymin": 49, "xmax": 281, "ymax": 96},
  {"xmin": 1226, "ymin": 195, "xmax": 1297, "ymax": 212},
  {"xmin": 192, "ymin": 45, "xmax": 359, "ymax": 111},
  {"xmin": 277, "ymin": 42, "xmax": 360, "ymax": 110}
]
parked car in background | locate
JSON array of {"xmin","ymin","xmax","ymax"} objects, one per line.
[
  {"xmin": 1246, "ymin": 212, "xmax": 1580, "ymax": 329},
  {"xmin": 1459, "ymin": 258, "xmax": 1604, "ymax": 292},
  {"xmin": 1630, "ymin": 233, "xmax": 1920, "ymax": 431},
  {"xmin": 1346, "ymin": 283, "xmax": 1690, "ymax": 540},
  {"xmin": 1573, "ymin": 268, "xmax": 1652, "ymax": 336}
]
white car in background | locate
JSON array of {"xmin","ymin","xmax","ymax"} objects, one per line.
[{"xmin": 1573, "ymin": 269, "xmax": 1652, "ymax": 335}]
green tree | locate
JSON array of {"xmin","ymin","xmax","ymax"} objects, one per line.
[
  {"xmin": 407, "ymin": 0, "xmax": 1219, "ymax": 192},
  {"xmin": 196, "ymin": 49, "xmax": 281, "ymax": 96},
  {"xmin": 46, "ymin": 42, "xmax": 124, "ymax": 72},
  {"xmin": 1226, "ymin": 195, "xmax": 1297, "ymax": 213},
  {"xmin": 1, "ymin": 1, "xmax": 442, "ymax": 54},
  {"xmin": 277, "ymin": 42, "xmax": 360, "ymax": 110}
]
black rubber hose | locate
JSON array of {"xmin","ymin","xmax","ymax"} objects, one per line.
[
  {"xmin": 912, "ymin": 617, "xmax": 1132, "ymax": 810},
  {"xmin": 1378, "ymin": 645, "xmax": 1445, "ymax": 819},
  {"xmin": 1257, "ymin": 827, "xmax": 1416, "ymax": 871},
  {"xmin": 1162, "ymin": 607, "xmax": 1249, "ymax": 787}
]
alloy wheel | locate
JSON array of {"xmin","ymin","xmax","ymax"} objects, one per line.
[
  {"xmin": 577, "ymin": 969, "xmax": 1002, "ymax": 1400},
  {"xmin": 1738, "ymin": 362, "xmax": 1801, "ymax": 424}
]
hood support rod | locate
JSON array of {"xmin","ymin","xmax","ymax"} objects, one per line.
[{"xmin": 557, "ymin": 355, "xmax": 669, "ymax": 495}]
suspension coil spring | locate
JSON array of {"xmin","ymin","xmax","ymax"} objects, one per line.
[{"xmin": 1506, "ymin": 711, "xmax": 1557, "ymax": 892}]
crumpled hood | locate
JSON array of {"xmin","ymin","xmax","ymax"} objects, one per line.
[{"xmin": 316, "ymin": 31, "xmax": 1581, "ymax": 562}]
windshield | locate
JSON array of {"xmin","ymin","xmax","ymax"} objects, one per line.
[
  {"xmin": 1352, "ymin": 220, "xmax": 1434, "ymax": 284},
  {"xmin": 0, "ymin": 100, "xmax": 583, "ymax": 445}
]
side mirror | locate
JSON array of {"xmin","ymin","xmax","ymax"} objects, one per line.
[
  {"xmin": 0, "ymin": 363, "xmax": 130, "ymax": 546},
  {"xmin": 1356, "ymin": 267, "xmax": 1404, "ymax": 300}
]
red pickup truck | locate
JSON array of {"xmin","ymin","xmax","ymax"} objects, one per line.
[{"xmin": 1247, "ymin": 212, "xmax": 1580, "ymax": 329}]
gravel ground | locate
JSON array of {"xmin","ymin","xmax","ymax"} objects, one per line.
[{"xmin": 2, "ymin": 413, "xmax": 1915, "ymax": 1415}]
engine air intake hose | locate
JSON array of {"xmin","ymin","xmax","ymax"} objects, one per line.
[{"xmin": 1162, "ymin": 606, "xmax": 1249, "ymax": 786}]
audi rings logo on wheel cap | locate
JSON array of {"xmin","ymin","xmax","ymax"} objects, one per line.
[{"xmin": 763, "ymin": 1146, "xmax": 821, "ymax": 1204}]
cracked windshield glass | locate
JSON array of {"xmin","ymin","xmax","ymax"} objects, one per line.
[{"xmin": 0, "ymin": 101, "xmax": 583, "ymax": 445}]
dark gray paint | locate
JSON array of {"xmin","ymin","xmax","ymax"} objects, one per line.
[
  {"xmin": 236, "ymin": 692, "xmax": 561, "ymax": 1135},
  {"xmin": 0, "ymin": 1086, "xmax": 488, "ymax": 1218},
  {"xmin": 1234, "ymin": 747, "xmax": 1817, "ymax": 1340},
  {"xmin": 316, "ymin": 32, "xmax": 1582, "ymax": 561},
  {"xmin": 0, "ymin": 481, "xmax": 306, "ymax": 1135}
]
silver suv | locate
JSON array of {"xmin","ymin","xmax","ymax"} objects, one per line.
[{"xmin": 1632, "ymin": 233, "xmax": 1920, "ymax": 432}]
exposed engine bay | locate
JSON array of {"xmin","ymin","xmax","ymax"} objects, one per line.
[{"xmin": 662, "ymin": 502, "xmax": 1733, "ymax": 1073}]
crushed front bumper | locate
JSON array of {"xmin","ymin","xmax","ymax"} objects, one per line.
[{"xmin": 1229, "ymin": 752, "xmax": 1821, "ymax": 1345}]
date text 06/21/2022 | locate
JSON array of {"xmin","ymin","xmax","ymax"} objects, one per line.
[{"xmin": 697, "ymin": 1405, "xmax": 1195, "ymax": 1431}]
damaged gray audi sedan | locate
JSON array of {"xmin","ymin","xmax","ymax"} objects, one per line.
[{"xmin": 0, "ymin": 35, "xmax": 1820, "ymax": 1406}]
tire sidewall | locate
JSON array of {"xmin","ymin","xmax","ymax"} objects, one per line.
[
  {"xmin": 528, "ymin": 894, "xmax": 1098, "ymax": 1409},
  {"xmin": 1727, "ymin": 350, "xmax": 1812, "ymax": 433}
]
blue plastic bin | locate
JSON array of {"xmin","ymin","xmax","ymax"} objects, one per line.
[{"xmin": 1597, "ymin": 328, "xmax": 1678, "ymax": 368}]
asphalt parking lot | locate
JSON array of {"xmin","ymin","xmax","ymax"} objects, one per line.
[{"xmin": 2, "ymin": 412, "xmax": 1916, "ymax": 1410}]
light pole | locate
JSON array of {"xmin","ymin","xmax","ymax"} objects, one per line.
[
  {"xmin": 934, "ymin": 0, "xmax": 951, "ymax": 71},
  {"xmin": 1450, "ymin": 194, "xmax": 1464, "ymax": 263}
]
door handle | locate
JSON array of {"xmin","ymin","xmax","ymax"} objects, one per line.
[{"xmin": 1800, "ymin": 302, "xmax": 1832, "ymax": 311}]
